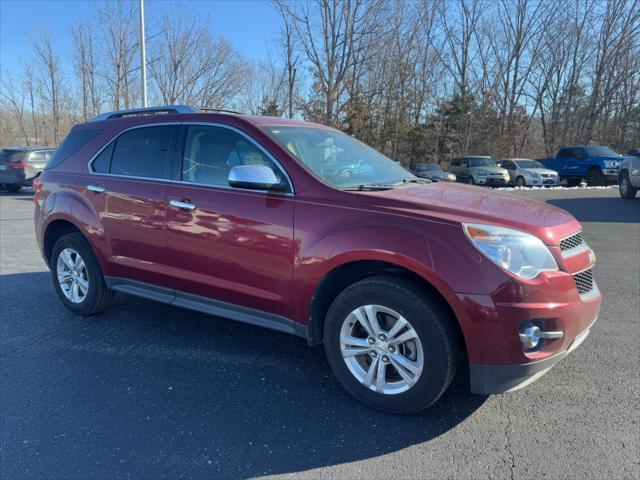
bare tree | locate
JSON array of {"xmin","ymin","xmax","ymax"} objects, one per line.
[{"xmin": 31, "ymin": 28, "xmax": 64, "ymax": 144}]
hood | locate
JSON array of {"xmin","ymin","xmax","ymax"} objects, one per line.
[
  {"xmin": 522, "ymin": 168, "xmax": 557, "ymax": 176},
  {"xmin": 469, "ymin": 166, "xmax": 507, "ymax": 174},
  {"xmin": 356, "ymin": 182, "xmax": 580, "ymax": 245}
]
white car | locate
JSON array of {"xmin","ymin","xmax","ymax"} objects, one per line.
[{"xmin": 498, "ymin": 158, "xmax": 560, "ymax": 187}]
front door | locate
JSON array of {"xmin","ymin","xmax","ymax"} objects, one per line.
[
  {"xmin": 77, "ymin": 124, "xmax": 179, "ymax": 288},
  {"xmin": 165, "ymin": 124, "xmax": 295, "ymax": 320}
]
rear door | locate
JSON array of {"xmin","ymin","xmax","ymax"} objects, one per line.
[
  {"xmin": 76, "ymin": 124, "xmax": 179, "ymax": 289},
  {"xmin": 165, "ymin": 124, "xmax": 295, "ymax": 320}
]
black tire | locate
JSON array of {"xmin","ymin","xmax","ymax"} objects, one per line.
[
  {"xmin": 51, "ymin": 232, "xmax": 114, "ymax": 315},
  {"xmin": 566, "ymin": 177, "xmax": 582, "ymax": 187},
  {"xmin": 619, "ymin": 171, "xmax": 638, "ymax": 199},
  {"xmin": 586, "ymin": 169, "xmax": 606, "ymax": 186},
  {"xmin": 323, "ymin": 276, "xmax": 457, "ymax": 414},
  {"xmin": 6, "ymin": 183, "xmax": 22, "ymax": 192},
  {"xmin": 467, "ymin": 175, "xmax": 474, "ymax": 185},
  {"xmin": 515, "ymin": 176, "xmax": 526, "ymax": 187}
]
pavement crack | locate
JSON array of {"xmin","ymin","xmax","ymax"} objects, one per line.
[{"xmin": 501, "ymin": 401, "xmax": 517, "ymax": 480}]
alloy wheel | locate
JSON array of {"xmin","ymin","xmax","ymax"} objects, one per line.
[
  {"xmin": 56, "ymin": 247, "xmax": 89, "ymax": 304},
  {"xmin": 339, "ymin": 304, "xmax": 424, "ymax": 395}
]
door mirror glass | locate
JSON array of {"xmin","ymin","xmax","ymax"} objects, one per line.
[{"xmin": 228, "ymin": 165, "xmax": 285, "ymax": 191}]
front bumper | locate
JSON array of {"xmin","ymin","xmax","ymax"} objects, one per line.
[
  {"xmin": 470, "ymin": 314, "xmax": 596, "ymax": 394},
  {"xmin": 476, "ymin": 176, "xmax": 508, "ymax": 186}
]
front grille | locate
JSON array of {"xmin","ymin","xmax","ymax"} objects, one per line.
[
  {"xmin": 560, "ymin": 232, "xmax": 583, "ymax": 251},
  {"xmin": 573, "ymin": 268, "xmax": 594, "ymax": 294}
]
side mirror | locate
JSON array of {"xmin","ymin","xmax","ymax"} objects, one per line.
[{"xmin": 228, "ymin": 164, "xmax": 286, "ymax": 191}]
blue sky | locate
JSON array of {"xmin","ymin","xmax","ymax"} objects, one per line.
[{"xmin": 1, "ymin": 0, "xmax": 282, "ymax": 71}]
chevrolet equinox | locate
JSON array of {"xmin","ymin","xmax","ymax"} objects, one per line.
[{"xmin": 34, "ymin": 106, "xmax": 601, "ymax": 413}]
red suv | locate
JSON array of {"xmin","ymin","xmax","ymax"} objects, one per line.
[{"xmin": 34, "ymin": 106, "xmax": 601, "ymax": 413}]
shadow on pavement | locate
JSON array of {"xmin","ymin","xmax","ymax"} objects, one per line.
[
  {"xmin": 1, "ymin": 271, "xmax": 486, "ymax": 479},
  {"xmin": 547, "ymin": 197, "xmax": 640, "ymax": 223}
]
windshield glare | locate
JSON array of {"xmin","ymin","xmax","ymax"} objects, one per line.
[
  {"xmin": 469, "ymin": 157, "xmax": 496, "ymax": 167},
  {"xmin": 515, "ymin": 160, "xmax": 544, "ymax": 169},
  {"xmin": 584, "ymin": 146, "xmax": 619, "ymax": 157},
  {"xmin": 264, "ymin": 126, "xmax": 415, "ymax": 188}
]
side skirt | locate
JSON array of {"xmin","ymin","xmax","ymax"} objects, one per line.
[{"xmin": 104, "ymin": 276, "xmax": 309, "ymax": 340}]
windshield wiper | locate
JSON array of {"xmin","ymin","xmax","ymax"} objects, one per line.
[{"xmin": 343, "ymin": 183, "xmax": 397, "ymax": 191}]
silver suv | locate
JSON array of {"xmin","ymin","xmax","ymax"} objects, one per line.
[
  {"xmin": 619, "ymin": 150, "xmax": 639, "ymax": 198},
  {"xmin": 448, "ymin": 156, "xmax": 509, "ymax": 187}
]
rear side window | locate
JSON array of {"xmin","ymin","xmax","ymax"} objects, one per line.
[
  {"xmin": 109, "ymin": 126, "xmax": 176, "ymax": 179},
  {"xmin": 558, "ymin": 148, "xmax": 572, "ymax": 158},
  {"xmin": 46, "ymin": 129, "xmax": 104, "ymax": 169}
]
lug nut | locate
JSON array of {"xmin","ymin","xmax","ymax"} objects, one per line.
[
  {"xmin": 368, "ymin": 337, "xmax": 375, "ymax": 345},
  {"xmin": 382, "ymin": 355, "xmax": 389, "ymax": 363},
  {"xmin": 378, "ymin": 333, "xmax": 387, "ymax": 341},
  {"xmin": 370, "ymin": 351, "xmax": 378, "ymax": 357},
  {"xmin": 388, "ymin": 346, "xmax": 396, "ymax": 353}
]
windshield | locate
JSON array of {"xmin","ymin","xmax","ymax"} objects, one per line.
[
  {"xmin": 515, "ymin": 160, "xmax": 544, "ymax": 169},
  {"xmin": 263, "ymin": 126, "xmax": 415, "ymax": 188},
  {"xmin": 468, "ymin": 157, "xmax": 496, "ymax": 167},
  {"xmin": 584, "ymin": 146, "xmax": 619, "ymax": 157},
  {"xmin": 416, "ymin": 164, "xmax": 440, "ymax": 172}
]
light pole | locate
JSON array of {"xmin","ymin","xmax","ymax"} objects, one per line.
[{"xmin": 139, "ymin": 0, "xmax": 147, "ymax": 107}]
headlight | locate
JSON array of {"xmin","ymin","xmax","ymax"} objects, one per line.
[
  {"xmin": 448, "ymin": 174, "xmax": 456, "ymax": 180},
  {"xmin": 463, "ymin": 223, "xmax": 558, "ymax": 280},
  {"xmin": 604, "ymin": 160, "xmax": 619, "ymax": 168}
]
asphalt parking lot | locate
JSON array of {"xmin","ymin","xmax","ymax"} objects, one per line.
[{"xmin": 1, "ymin": 188, "xmax": 638, "ymax": 480}]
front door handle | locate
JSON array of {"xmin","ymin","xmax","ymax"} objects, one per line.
[
  {"xmin": 169, "ymin": 199, "xmax": 196, "ymax": 210},
  {"xmin": 87, "ymin": 185, "xmax": 106, "ymax": 193}
]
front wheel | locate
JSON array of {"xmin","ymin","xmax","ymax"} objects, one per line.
[
  {"xmin": 586, "ymin": 169, "xmax": 606, "ymax": 186},
  {"xmin": 467, "ymin": 176, "xmax": 475, "ymax": 185},
  {"xmin": 515, "ymin": 176, "xmax": 526, "ymax": 187},
  {"xmin": 619, "ymin": 172, "xmax": 638, "ymax": 199},
  {"xmin": 51, "ymin": 232, "xmax": 114, "ymax": 315},
  {"xmin": 323, "ymin": 276, "xmax": 457, "ymax": 414}
]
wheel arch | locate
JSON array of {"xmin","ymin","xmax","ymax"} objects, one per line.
[
  {"xmin": 307, "ymin": 259, "xmax": 466, "ymax": 355},
  {"xmin": 43, "ymin": 218, "xmax": 86, "ymax": 265}
]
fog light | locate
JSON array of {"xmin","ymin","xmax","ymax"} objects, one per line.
[
  {"xmin": 519, "ymin": 321, "xmax": 564, "ymax": 350},
  {"xmin": 519, "ymin": 324, "xmax": 541, "ymax": 349}
]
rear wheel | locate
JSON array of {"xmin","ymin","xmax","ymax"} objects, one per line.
[
  {"xmin": 323, "ymin": 276, "xmax": 457, "ymax": 414},
  {"xmin": 566, "ymin": 177, "xmax": 582, "ymax": 187},
  {"xmin": 619, "ymin": 172, "xmax": 638, "ymax": 199},
  {"xmin": 51, "ymin": 232, "xmax": 114, "ymax": 315}
]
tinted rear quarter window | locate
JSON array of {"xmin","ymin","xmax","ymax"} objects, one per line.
[
  {"xmin": 46, "ymin": 129, "xmax": 104, "ymax": 169},
  {"xmin": 109, "ymin": 126, "xmax": 176, "ymax": 179}
]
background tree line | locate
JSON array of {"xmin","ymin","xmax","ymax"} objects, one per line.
[{"xmin": 1, "ymin": 0, "xmax": 638, "ymax": 167}]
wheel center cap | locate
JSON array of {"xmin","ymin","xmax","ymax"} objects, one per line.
[{"xmin": 375, "ymin": 340, "xmax": 389, "ymax": 353}]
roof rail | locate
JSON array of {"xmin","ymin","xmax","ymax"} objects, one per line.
[
  {"xmin": 90, "ymin": 105, "xmax": 199, "ymax": 122},
  {"xmin": 199, "ymin": 107, "xmax": 244, "ymax": 115}
]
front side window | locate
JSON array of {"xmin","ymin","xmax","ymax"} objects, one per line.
[
  {"xmin": 109, "ymin": 126, "xmax": 176, "ymax": 179},
  {"xmin": 263, "ymin": 126, "xmax": 414, "ymax": 188},
  {"xmin": 181, "ymin": 125, "xmax": 288, "ymax": 190}
]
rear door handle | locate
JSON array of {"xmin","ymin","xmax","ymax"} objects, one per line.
[
  {"xmin": 169, "ymin": 199, "xmax": 196, "ymax": 210},
  {"xmin": 87, "ymin": 185, "xmax": 106, "ymax": 193}
]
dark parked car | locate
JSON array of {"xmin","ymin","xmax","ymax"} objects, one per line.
[
  {"xmin": 0, "ymin": 147, "xmax": 55, "ymax": 192},
  {"xmin": 411, "ymin": 163, "xmax": 456, "ymax": 182},
  {"xmin": 34, "ymin": 105, "xmax": 601, "ymax": 414}
]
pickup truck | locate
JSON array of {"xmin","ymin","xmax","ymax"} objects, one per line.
[{"xmin": 538, "ymin": 146, "xmax": 623, "ymax": 186}]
